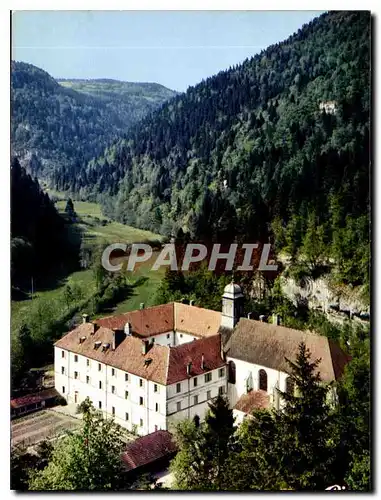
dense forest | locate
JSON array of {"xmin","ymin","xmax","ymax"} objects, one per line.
[
  {"xmin": 11, "ymin": 61, "xmax": 177, "ymax": 179},
  {"xmin": 51, "ymin": 11, "xmax": 369, "ymax": 290},
  {"xmin": 11, "ymin": 157, "xmax": 79, "ymax": 295}
]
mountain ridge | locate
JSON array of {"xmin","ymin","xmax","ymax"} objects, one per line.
[{"xmin": 11, "ymin": 60, "xmax": 178, "ymax": 179}]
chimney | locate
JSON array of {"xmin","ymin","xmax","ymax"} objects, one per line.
[
  {"xmin": 272, "ymin": 314, "xmax": 281, "ymax": 326},
  {"xmin": 201, "ymin": 353, "xmax": 205, "ymax": 370},
  {"xmin": 112, "ymin": 329, "xmax": 126, "ymax": 350},
  {"xmin": 186, "ymin": 362, "xmax": 192, "ymax": 376},
  {"xmin": 82, "ymin": 313, "xmax": 89, "ymax": 324},
  {"xmin": 142, "ymin": 340, "xmax": 149, "ymax": 355},
  {"xmin": 140, "ymin": 303, "xmax": 145, "ymax": 310},
  {"xmin": 247, "ymin": 312, "xmax": 252, "ymax": 320},
  {"xmin": 124, "ymin": 322, "xmax": 131, "ymax": 335},
  {"xmin": 189, "ymin": 300, "xmax": 195, "ymax": 306},
  {"xmin": 259, "ymin": 315, "xmax": 266, "ymax": 322}
]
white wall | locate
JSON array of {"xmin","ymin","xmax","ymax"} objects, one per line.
[
  {"xmin": 145, "ymin": 331, "xmax": 174, "ymax": 347},
  {"xmin": 227, "ymin": 356, "xmax": 290, "ymax": 410},
  {"xmin": 166, "ymin": 366, "xmax": 227, "ymax": 429},
  {"xmin": 54, "ymin": 348, "xmax": 167, "ymax": 435},
  {"xmin": 174, "ymin": 331, "xmax": 199, "ymax": 346}
]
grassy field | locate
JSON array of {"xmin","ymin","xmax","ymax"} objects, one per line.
[
  {"xmin": 54, "ymin": 198, "xmax": 161, "ymax": 246},
  {"xmin": 11, "ymin": 196, "xmax": 165, "ymax": 344}
]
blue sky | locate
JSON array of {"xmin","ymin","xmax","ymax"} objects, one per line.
[{"xmin": 12, "ymin": 11, "xmax": 324, "ymax": 92}]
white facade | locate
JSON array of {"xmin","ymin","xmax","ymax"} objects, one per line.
[
  {"xmin": 54, "ymin": 347, "xmax": 167, "ymax": 435},
  {"xmin": 54, "ymin": 346, "xmax": 227, "ymax": 436},
  {"xmin": 227, "ymin": 356, "xmax": 291, "ymax": 410},
  {"xmin": 166, "ymin": 366, "xmax": 227, "ymax": 430}
]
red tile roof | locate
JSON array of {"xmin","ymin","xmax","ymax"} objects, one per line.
[
  {"xmin": 11, "ymin": 388, "xmax": 59, "ymax": 409},
  {"xmin": 174, "ymin": 303, "xmax": 221, "ymax": 337},
  {"xmin": 55, "ymin": 326, "xmax": 170, "ymax": 385},
  {"xmin": 96, "ymin": 303, "xmax": 174, "ymax": 337},
  {"xmin": 55, "ymin": 325, "xmax": 225, "ymax": 386},
  {"xmin": 234, "ymin": 390, "xmax": 270, "ymax": 413},
  {"xmin": 167, "ymin": 335, "xmax": 225, "ymax": 385},
  {"xmin": 95, "ymin": 302, "xmax": 221, "ymax": 339},
  {"xmin": 122, "ymin": 430, "xmax": 177, "ymax": 471}
]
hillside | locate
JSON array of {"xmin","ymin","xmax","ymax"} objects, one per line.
[
  {"xmin": 11, "ymin": 158, "xmax": 79, "ymax": 294},
  {"xmin": 11, "ymin": 61, "xmax": 177, "ymax": 181},
  {"xmin": 54, "ymin": 11, "xmax": 369, "ymax": 289}
]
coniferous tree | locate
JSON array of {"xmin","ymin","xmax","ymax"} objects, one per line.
[
  {"xmin": 170, "ymin": 395, "xmax": 236, "ymax": 490},
  {"xmin": 235, "ymin": 342, "xmax": 339, "ymax": 491}
]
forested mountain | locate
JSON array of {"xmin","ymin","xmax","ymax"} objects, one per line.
[
  {"xmin": 11, "ymin": 61, "xmax": 177, "ymax": 178},
  {"xmin": 11, "ymin": 157, "xmax": 78, "ymax": 293},
  {"xmin": 58, "ymin": 78, "xmax": 177, "ymax": 121},
  {"xmin": 52, "ymin": 11, "xmax": 369, "ymax": 289}
]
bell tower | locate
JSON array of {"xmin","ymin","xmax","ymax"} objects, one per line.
[{"xmin": 221, "ymin": 282, "xmax": 244, "ymax": 329}]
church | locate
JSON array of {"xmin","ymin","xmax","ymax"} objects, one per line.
[{"xmin": 54, "ymin": 283, "xmax": 350, "ymax": 435}]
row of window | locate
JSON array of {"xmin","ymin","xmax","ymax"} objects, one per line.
[
  {"xmin": 61, "ymin": 365, "xmax": 160, "ymax": 392},
  {"xmin": 175, "ymin": 367, "xmax": 225, "ymax": 394},
  {"xmin": 60, "ymin": 383, "xmax": 224, "ymax": 414},
  {"xmin": 174, "ymin": 386, "xmax": 225, "ymax": 412},
  {"xmin": 100, "ymin": 405, "xmax": 144, "ymax": 427}
]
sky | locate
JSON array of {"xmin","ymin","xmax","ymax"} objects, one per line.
[{"xmin": 12, "ymin": 11, "xmax": 324, "ymax": 92}]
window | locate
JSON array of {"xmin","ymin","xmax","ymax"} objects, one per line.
[
  {"xmin": 180, "ymin": 334, "xmax": 183, "ymax": 338},
  {"xmin": 205, "ymin": 373, "xmax": 212, "ymax": 383},
  {"xmin": 218, "ymin": 386, "xmax": 225, "ymax": 396},
  {"xmin": 61, "ymin": 366, "xmax": 65, "ymax": 375},
  {"xmin": 125, "ymin": 391, "xmax": 129, "ymax": 400},
  {"xmin": 98, "ymin": 363, "xmax": 102, "ymax": 371},
  {"xmin": 155, "ymin": 403, "xmax": 159, "ymax": 412},
  {"xmin": 259, "ymin": 369, "xmax": 268, "ymax": 392},
  {"xmin": 62, "ymin": 386, "xmax": 65, "ymax": 394},
  {"xmin": 140, "ymin": 419, "xmax": 143, "ymax": 427},
  {"xmin": 86, "ymin": 359, "xmax": 90, "ymax": 367},
  {"xmin": 228, "ymin": 361, "xmax": 236, "ymax": 384},
  {"xmin": 111, "ymin": 385, "xmax": 115, "ymax": 394},
  {"xmin": 194, "ymin": 395, "xmax": 198, "ymax": 405},
  {"xmin": 61, "ymin": 350, "xmax": 65, "ymax": 358},
  {"xmin": 177, "ymin": 402, "xmax": 181, "ymax": 412},
  {"xmin": 125, "ymin": 373, "xmax": 129, "ymax": 382},
  {"xmin": 74, "ymin": 355, "xmax": 78, "ymax": 362},
  {"xmin": 176, "ymin": 383, "xmax": 181, "ymax": 393},
  {"xmin": 86, "ymin": 376, "xmax": 90, "ymax": 384},
  {"xmin": 112, "ymin": 406, "xmax": 115, "ymax": 416},
  {"xmin": 207, "ymin": 390, "xmax": 211, "ymax": 400},
  {"xmin": 167, "ymin": 334, "xmax": 170, "ymax": 339},
  {"xmin": 125, "ymin": 412, "xmax": 129, "ymax": 421},
  {"xmin": 98, "ymin": 401, "xmax": 102, "ymax": 409},
  {"xmin": 193, "ymin": 377, "xmax": 198, "ymax": 387},
  {"xmin": 218, "ymin": 368, "xmax": 225, "ymax": 378},
  {"xmin": 111, "ymin": 368, "xmax": 115, "ymax": 376},
  {"xmin": 74, "ymin": 371, "xmax": 78, "ymax": 379},
  {"xmin": 286, "ymin": 376, "xmax": 295, "ymax": 395},
  {"xmin": 154, "ymin": 384, "xmax": 158, "ymax": 393},
  {"xmin": 139, "ymin": 397, "xmax": 144, "ymax": 406},
  {"xmin": 139, "ymin": 379, "xmax": 143, "ymax": 388},
  {"xmin": 99, "ymin": 381, "xmax": 102, "ymax": 389}
]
